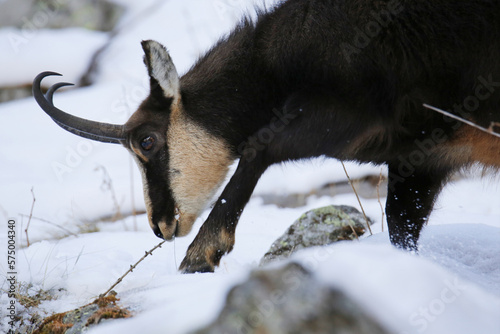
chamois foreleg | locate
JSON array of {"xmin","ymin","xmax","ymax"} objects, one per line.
[
  {"xmin": 180, "ymin": 100, "xmax": 322, "ymax": 273},
  {"xmin": 179, "ymin": 153, "xmax": 268, "ymax": 273},
  {"xmin": 180, "ymin": 95, "xmax": 377, "ymax": 273}
]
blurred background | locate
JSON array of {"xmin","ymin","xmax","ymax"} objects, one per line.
[
  {"xmin": 1, "ymin": 2, "xmax": 499, "ymax": 333},
  {"xmin": 0, "ymin": 0, "xmax": 385, "ymax": 245}
]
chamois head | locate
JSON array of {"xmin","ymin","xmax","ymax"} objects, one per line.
[{"xmin": 33, "ymin": 40, "xmax": 232, "ymax": 240}]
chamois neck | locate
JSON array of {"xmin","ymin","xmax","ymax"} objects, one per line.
[{"xmin": 179, "ymin": 21, "xmax": 283, "ymax": 155}]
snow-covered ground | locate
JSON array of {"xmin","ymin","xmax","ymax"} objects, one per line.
[{"xmin": 1, "ymin": 1, "xmax": 499, "ymax": 333}]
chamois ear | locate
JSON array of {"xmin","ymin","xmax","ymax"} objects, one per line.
[{"xmin": 141, "ymin": 40, "xmax": 180, "ymax": 102}]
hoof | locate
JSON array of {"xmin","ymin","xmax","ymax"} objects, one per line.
[{"xmin": 179, "ymin": 258, "xmax": 215, "ymax": 274}]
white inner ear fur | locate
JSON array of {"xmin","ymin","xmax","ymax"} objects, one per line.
[
  {"xmin": 167, "ymin": 106, "xmax": 233, "ymax": 220},
  {"xmin": 145, "ymin": 40, "xmax": 180, "ymax": 102}
]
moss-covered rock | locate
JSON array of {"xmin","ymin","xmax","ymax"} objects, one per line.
[
  {"xmin": 33, "ymin": 295, "xmax": 131, "ymax": 334},
  {"xmin": 0, "ymin": 0, "xmax": 124, "ymax": 31},
  {"xmin": 260, "ymin": 205, "xmax": 371, "ymax": 265}
]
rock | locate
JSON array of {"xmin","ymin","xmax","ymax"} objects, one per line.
[
  {"xmin": 63, "ymin": 303, "xmax": 99, "ymax": 334},
  {"xmin": 193, "ymin": 262, "xmax": 390, "ymax": 334},
  {"xmin": 0, "ymin": 86, "xmax": 33, "ymax": 102},
  {"xmin": 0, "ymin": 0, "xmax": 125, "ymax": 103},
  {"xmin": 260, "ymin": 205, "xmax": 371, "ymax": 265},
  {"xmin": 258, "ymin": 175, "xmax": 387, "ymax": 208},
  {"xmin": 32, "ymin": 295, "xmax": 131, "ymax": 334},
  {"xmin": 0, "ymin": 0, "xmax": 124, "ymax": 32}
]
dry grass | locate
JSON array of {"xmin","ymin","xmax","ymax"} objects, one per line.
[
  {"xmin": 376, "ymin": 170, "xmax": 386, "ymax": 232},
  {"xmin": 15, "ymin": 284, "xmax": 55, "ymax": 309},
  {"xmin": 1, "ymin": 282, "xmax": 57, "ymax": 333},
  {"xmin": 341, "ymin": 161, "xmax": 373, "ymax": 235},
  {"xmin": 33, "ymin": 313, "xmax": 72, "ymax": 334}
]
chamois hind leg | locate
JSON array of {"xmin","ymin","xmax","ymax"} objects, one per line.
[{"xmin": 386, "ymin": 164, "xmax": 451, "ymax": 251}]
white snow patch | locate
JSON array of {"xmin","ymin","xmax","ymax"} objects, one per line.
[
  {"xmin": 0, "ymin": 27, "xmax": 108, "ymax": 87},
  {"xmin": 0, "ymin": 1, "xmax": 499, "ymax": 333}
]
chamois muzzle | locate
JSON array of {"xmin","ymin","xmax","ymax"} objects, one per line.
[{"xmin": 33, "ymin": 71, "xmax": 126, "ymax": 144}]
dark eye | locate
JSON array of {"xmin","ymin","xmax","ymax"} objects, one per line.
[{"xmin": 141, "ymin": 136, "xmax": 155, "ymax": 151}]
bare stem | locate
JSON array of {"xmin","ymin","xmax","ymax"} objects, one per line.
[
  {"xmin": 19, "ymin": 215, "xmax": 78, "ymax": 237},
  {"xmin": 100, "ymin": 240, "xmax": 167, "ymax": 298},
  {"xmin": 95, "ymin": 165, "xmax": 123, "ymax": 222},
  {"xmin": 341, "ymin": 161, "xmax": 372, "ymax": 235},
  {"xmin": 423, "ymin": 104, "xmax": 500, "ymax": 138},
  {"xmin": 122, "ymin": 85, "xmax": 139, "ymax": 232},
  {"xmin": 25, "ymin": 188, "xmax": 36, "ymax": 247},
  {"xmin": 129, "ymin": 156, "xmax": 138, "ymax": 231},
  {"xmin": 347, "ymin": 223, "xmax": 360, "ymax": 241},
  {"xmin": 376, "ymin": 169, "xmax": 386, "ymax": 232}
]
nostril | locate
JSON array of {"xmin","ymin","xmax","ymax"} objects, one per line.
[{"xmin": 153, "ymin": 225, "xmax": 163, "ymax": 239}]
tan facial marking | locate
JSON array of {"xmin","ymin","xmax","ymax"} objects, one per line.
[
  {"xmin": 167, "ymin": 102, "xmax": 233, "ymax": 232},
  {"xmin": 158, "ymin": 220, "xmax": 175, "ymax": 241}
]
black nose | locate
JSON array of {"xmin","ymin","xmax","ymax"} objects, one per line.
[{"xmin": 153, "ymin": 225, "xmax": 163, "ymax": 239}]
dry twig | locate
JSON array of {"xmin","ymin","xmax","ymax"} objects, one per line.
[
  {"xmin": 95, "ymin": 165, "xmax": 123, "ymax": 222},
  {"xmin": 25, "ymin": 188, "xmax": 36, "ymax": 247},
  {"xmin": 20, "ymin": 215, "xmax": 78, "ymax": 237},
  {"xmin": 347, "ymin": 223, "xmax": 360, "ymax": 241},
  {"xmin": 341, "ymin": 161, "xmax": 373, "ymax": 235},
  {"xmin": 376, "ymin": 169, "xmax": 386, "ymax": 232},
  {"xmin": 100, "ymin": 240, "xmax": 167, "ymax": 297},
  {"xmin": 423, "ymin": 104, "xmax": 500, "ymax": 138}
]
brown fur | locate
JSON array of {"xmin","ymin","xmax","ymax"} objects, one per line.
[
  {"xmin": 183, "ymin": 225, "xmax": 236, "ymax": 271},
  {"xmin": 462, "ymin": 128, "xmax": 500, "ymax": 167},
  {"xmin": 441, "ymin": 127, "xmax": 500, "ymax": 169},
  {"xmin": 344, "ymin": 125, "xmax": 387, "ymax": 160}
]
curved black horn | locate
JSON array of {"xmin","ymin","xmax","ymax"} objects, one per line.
[{"xmin": 33, "ymin": 71, "xmax": 125, "ymax": 144}]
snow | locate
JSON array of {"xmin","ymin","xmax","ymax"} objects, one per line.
[
  {"xmin": 0, "ymin": 27, "xmax": 108, "ymax": 87},
  {"xmin": 1, "ymin": 1, "xmax": 500, "ymax": 333},
  {"xmin": 296, "ymin": 236, "xmax": 500, "ymax": 334}
]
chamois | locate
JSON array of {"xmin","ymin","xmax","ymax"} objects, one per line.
[{"xmin": 34, "ymin": 0, "xmax": 500, "ymax": 273}]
